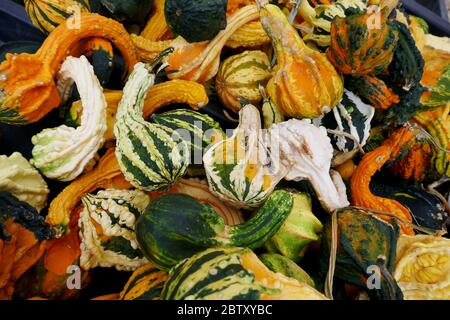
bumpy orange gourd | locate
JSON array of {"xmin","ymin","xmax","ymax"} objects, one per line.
[
  {"xmin": 140, "ymin": 0, "xmax": 173, "ymax": 41},
  {"xmin": 327, "ymin": 11, "xmax": 398, "ymax": 77},
  {"xmin": 0, "ymin": 13, "xmax": 138, "ymax": 125},
  {"xmin": 69, "ymin": 80, "xmax": 209, "ymax": 142},
  {"xmin": 258, "ymin": 1, "xmax": 343, "ymax": 119},
  {"xmin": 351, "ymin": 127, "xmax": 418, "ymax": 235},
  {"xmin": 350, "ymin": 75, "xmax": 400, "ymax": 110},
  {"xmin": 165, "ymin": 5, "xmax": 260, "ymax": 83},
  {"xmin": 46, "ymin": 148, "xmax": 132, "ymax": 235}
]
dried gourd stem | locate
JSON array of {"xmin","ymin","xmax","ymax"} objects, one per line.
[
  {"xmin": 426, "ymin": 184, "xmax": 450, "ymax": 216},
  {"xmin": 376, "ymin": 256, "xmax": 398, "ymax": 300},
  {"xmin": 288, "ymin": 0, "xmax": 303, "ymax": 24},
  {"xmin": 259, "ymin": 84, "xmax": 269, "ymax": 100},
  {"xmin": 325, "ymin": 210, "xmax": 338, "ymax": 300},
  {"xmin": 407, "ymin": 122, "xmax": 450, "ymax": 154},
  {"xmin": 350, "ymin": 206, "xmax": 447, "ymax": 237},
  {"xmin": 145, "ymin": 47, "xmax": 174, "ymax": 72},
  {"xmin": 327, "ymin": 129, "xmax": 366, "ymax": 155},
  {"xmin": 223, "ymin": 109, "xmax": 240, "ymax": 123}
]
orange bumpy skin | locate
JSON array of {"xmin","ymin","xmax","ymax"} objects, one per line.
[{"xmin": 0, "ymin": 13, "xmax": 138, "ymax": 125}]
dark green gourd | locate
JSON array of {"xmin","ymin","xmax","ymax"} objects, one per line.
[{"xmin": 136, "ymin": 190, "xmax": 294, "ymax": 270}]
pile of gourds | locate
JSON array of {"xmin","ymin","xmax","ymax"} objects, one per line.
[{"xmin": 0, "ymin": 0, "xmax": 449, "ymax": 301}]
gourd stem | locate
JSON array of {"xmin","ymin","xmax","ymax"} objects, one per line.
[
  {"xmin": 407, "ymin": 122, "xmax": 450, "ymax": 154},
  {"xmin": 325, "ymin": 210, "xmax": 337, "ymax": 300},
  {"xmin": 145, "ymin": 47, "xmax": 174, "ymax": 73},
  {"xmin": 327, "ymin": 129, "xmax": 366, "ymax": 155},
  {"xmin": 376, "ymin": 256, "xmax": 399, "ymax": 300},
  {"xmin": 288, "ymin": 0, "xmax": 303, "ymax": 24}
]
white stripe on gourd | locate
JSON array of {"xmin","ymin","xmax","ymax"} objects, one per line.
[{"xmin": 115, "ymin": 62, "xmax": 190, "ymax": 191}]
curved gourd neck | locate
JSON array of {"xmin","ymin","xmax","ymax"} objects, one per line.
[{"xmin": 116, "ymin": 63, "xmax": 156, "ymax": 121}]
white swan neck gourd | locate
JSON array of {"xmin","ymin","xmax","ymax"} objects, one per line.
[{"xmin": 31, "ymin": 56, "xmax": 107, "ymax": 182}]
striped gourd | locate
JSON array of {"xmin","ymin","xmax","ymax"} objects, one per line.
[
  {"xmin": 120, "ymin": 264, "xmax": 168, "ymax": 300},
  {"xmin": 203, "ymin": 104, "xmax": 287, "ymax": 208},
  {"xmin": 161, "ymin": 247, "xmax": 328, "ymax": 300},
  {"xmin": 136, "ymin": 190, "xmax": 294, "ymax": 270},
  {"xmin": 216, "ymin": 50, "xmax": 272, "ymax": 112},
  {"xmin": 114, "ymin": 54, "xmax": 190, "ymax": 192},
  {"xmin": 79, "ymin": 189, "xmax": 151, "ymax": 271},
  {"xmin": 315, "ymin": 90, "xmax": 375, "ymax": 153},
  {"xmin": 260, "ymin": 86, "xmax": 284, "ymax": 129},
  {"xmin": 24, "ymin": 0, "xmax": 90, "ymax": 34},
  {"xmin": 150, "ymin": 109, "xmax": 225, "ymax": 165}
]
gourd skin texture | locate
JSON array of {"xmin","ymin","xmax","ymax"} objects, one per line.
[
  {"xmin": 68, "ymin": 79, "xmax": 209, "ymax": 142},
  {"xmin": 31, "ymin": 56, "xmax": 107, "ymax": 182},
  {"xmin": 140, "ymin": 0, "xmax": 173, "ymax": 41},
  {"xmin": 216, "ymin": 50, "xmax": 272, "ymax": 112},
  {"xmin": 327, "ymin": 12, "xmax": 398, "ymax": 76},
  {"xmin": 24, "ymin": 0, "xmax": 90, "ymax": 34},
  {"xmin": 46, "ymin": 148, "xmax": 132, "ymax": 234},
  {"xmin": 259, "ymin": 3, "xmax": 344, "ymax": 119},
  {"xmin": 0, "ymin": 152, "xmax": 49, "ymax": 212},
  {"xmin": 0, "ymin": 13, "xmax": 138, "ymax": 125},
  {"xmin": 79, "ymin": 189, "xmax": 150, "ymax": 271},
  {"xmin": 115, "ymin": 62, "xmax": 190, "ymax": 192},
  {"xmin": 394, "ymin": 235, "xmax": 450, "ymax": 300},
  {"xmin": 265, "ymin": 193, "xmax": 323, "ymax": 262},
  {"xmin": 161, "ymin": 247, "xmax": 328, "ymax": 300},
  {"xmin": 120, "ymin": 263, "xmax": 168, "ymax": 300},
  {"xmin": 136, "ymin": 190, "xmax": 294, "ymax": 271}
]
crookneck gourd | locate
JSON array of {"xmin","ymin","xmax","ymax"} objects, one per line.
[
  {"xmin": 140, "ymin": 0, "xmax": 173, "ymax": 41},
  {"xmin": 0, "ymin": 152, "xmax": 49, "ymax": 213},
  {"xmin": 46, "ymin": 148, "xmax": 132, "ymax": 236},
  {"xmin": 79, "ymin": 189, "xmax": 150, "ymax": 271},
  {"xmin": 161, "ymin": 247, "xmax": 328, "ymax": 300},
  {"xmin": 258, "ymin": 1, "xmax": 344, "ymax": 119},
  {"xmin": 120, "ymin": 263, "xmax": 168, "ymax": 300},
  {"xmin": 0, "ymin": 192, "xmax": 51, "ymax": 300},
  {"xmin": 136, "ymin": 190, "xmax": 294, "ymax": 270},
  {"xmin": 351, "ymin": 127, "xmax": 419, "ymax": 235},
  {"xmin": 114, "ymin": 55, "xmax": 191, "ymax": 192},
  {"xmin": 215, "ymin": 50, "xmax": 272, "ymax": 112},
  {"xmin": 164, "ymin": 5, "xmax": 260, "ymax": 83},
  {"xmin": 327, "ymin": 11, "xmax": 398, "ymax": 77},
  {"xmin": 67, "ymin": 79, "xmax": 209, "ymax": 142},
  {"xmin": 0, "ymin": 12, "xmax": 138, "ymax": 125},
  {"xmin": 31, "ymin": 56, "xmax": 107, "ymax": 182}
]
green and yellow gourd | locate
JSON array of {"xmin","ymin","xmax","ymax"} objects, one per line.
[
  {"xmin": 24, "ymin": 0, "xmax": 90, "ymax": 34},
  {"xmin": 161, "ymin": 247, "xmax": 328, "ymax": 300},
  {"xmin": 120, "ymin": 263, "xmax": 168, "ymax": 300},
  {"xmin": 215, "ymin": 50, "xmax": 272, "ymax": 112},
  {"xmin": 114, "ymin": 50, "xmax": 190, "ymax": 192},
  {"xmin": 136, "ymin": 190, "xmax": 294, "ymax": 271}
]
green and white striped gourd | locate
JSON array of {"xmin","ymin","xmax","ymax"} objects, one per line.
[
  {"xmin": 215, "ymin": 50, "xmax": 272, "ymax": 112},
  {"xmin": 203, "ymin": 104, "xmax": 288, "ymax": 208},
  {"xmin": 314, "ymin": 90, "xmax": 375, "ymax": 153},
  {"xmin": 114, "ymin": 58, "xmax": 190, "ymax": 192},
  {"xmin": 120, "ymin": 263, "xmax": 168, "ymax": 300},
  {"xmin": 161, "ymin": 247, "xmax": 328, "ymax": 300},
  {"xmin": 31, "ymin": 55, "xmax": 107, "ymax": 182},
  {"xmin": 150, "ymin": 109, "xmax": 225, "ymax": 165},
  {"xmin": 79, "ymin": 189, "xmax": 150, "ymax": 271}
]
